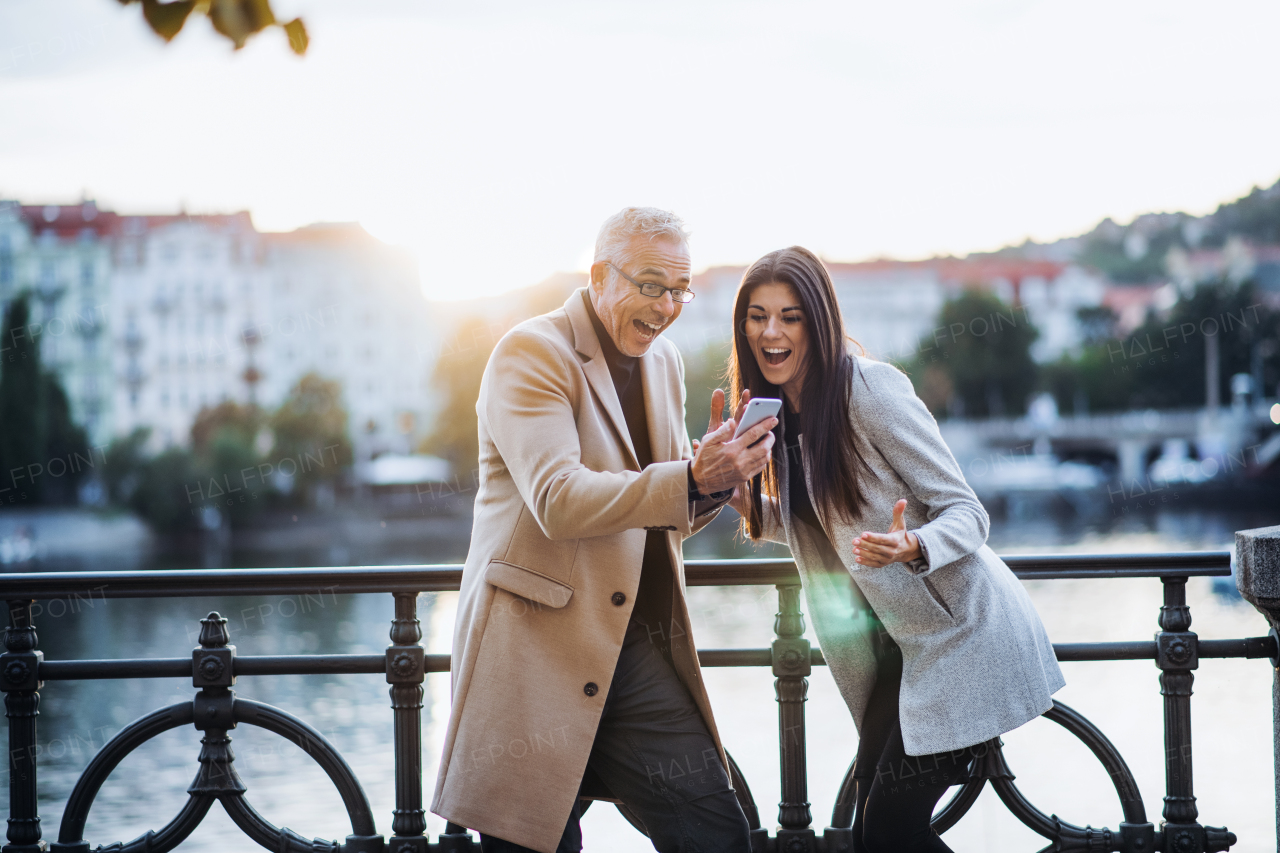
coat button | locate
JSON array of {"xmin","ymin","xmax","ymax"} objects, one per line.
[
  {"xmin": 584, "ymin": 682, "xmax": 598, "ymax": 697},
  {"xmin": 611, "ymin": 592, "xmax": 626, "ymax": 606}
]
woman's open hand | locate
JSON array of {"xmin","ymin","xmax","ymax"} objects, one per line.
[{"xmin": 853, "ymin": 498, "xmax": 923, "ymax": 568}]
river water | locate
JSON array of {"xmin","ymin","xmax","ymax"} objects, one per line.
[{"xmin": 2, "ymin": 500, "xmax": 1277, "ymax": 852}]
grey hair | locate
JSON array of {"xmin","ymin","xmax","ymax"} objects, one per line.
[{"xmin": 593, "ymin": 207, "xmax": 691, "ymax": 265}]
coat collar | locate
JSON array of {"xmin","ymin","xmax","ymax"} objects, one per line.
[
  {"xmin": 566, "ymin": 288, "xmax": 637, "ymax": 468},
  {"xmin": 640, "ymin": 341, "xmax": 675, "ymax": 464},
  {"xmin": 565, "ymin": 287, "xmax": 675, "ymax": 469}
]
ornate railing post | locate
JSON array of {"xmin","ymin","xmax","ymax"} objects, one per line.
[
  {"xmin": 773, "ymin": 583, "xmax": 814, "ymax": 852},
  {"xmin": 2, "ymin": 599, "xmax": 45, "ymax": 853},
  {"xmin": 1235, "ymin": 524, "xmax": 1280, "ymax": 851},
  {"xmin": 387, "ymin": 591, "xmax": 428, "ymax": 852},
  {"xmin": 190, "ymin": 612, "xmax": 247, "ymax": 805},
  {"xmin": 1156, "ymin": 577, "xmax": 1233, "ymax": 852}
]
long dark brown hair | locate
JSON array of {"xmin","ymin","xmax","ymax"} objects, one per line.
[{"xmin": 729, "ymin": 246, "xmax": 875, "ymax": 539}]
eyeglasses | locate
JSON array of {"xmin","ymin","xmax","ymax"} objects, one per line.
[{"xmin": 605, "ymin": 261, "xmax": 696, "ymax": 304}]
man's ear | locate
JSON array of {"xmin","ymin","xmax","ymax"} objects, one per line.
[{"xmin": 589, "ymin": 261, "xmax": 606, "ymax": 293}]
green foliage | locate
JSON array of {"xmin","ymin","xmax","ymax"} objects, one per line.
[
  {"xmin": 0, "ymin": 296, "xmax": 45, "ymax": 502},
  {"xmin": 40, "ymin": 373, "xmax": 90, "ymax": 504},
  {"xmin": 127, "ymin": 447, "xmax": 199, "ymax": 532},
  {"xmin": 1125, "ymin": 279, "xmax": 1275, "ymax": 410},
  {"xmin": 682, "ymin": 340, "xmax": 732, "ymax": 442},
  {"xmin": 1071, "ymin": 179, "xmax": 1280, "ymax": 283},
  {"xmin": 102, "ymin": 373, "xmax": 353, "ymax": 531},
  {"xmin": 1040, "ymin": 279, "xmax": 1279, "ymax": 413},
  {"xmin": 270, "ymin": 373, "xmax": 353, "ymax": 495},
  {"xmin": 191, "ymin": 400, "xmax": 262, "ymax": 454},
  {"xmin": 1077, "ymin": 224, "xmax": 1183, "ymax": 284},
  {"xmin": 115, "ymin": 0, "xmax": 308, "ymax": 54},
  {"xmin": 1204, "ymin": 183, "xmax": 1280, "ymax": 247},
  {"xmin": 421, "ymin": 318, "xmax": 500, "ymax": 476},
  {"xmin": 902, "ymin": 288, "xmax": 1041, "ymax": 419},
  {"xmin": 0, "ymin": 294, "xmax": 90, "ymax": 505},
  {"xmin": 105, "ymin": 416, "xmax": 265, "ymax": 532},
  {"xmin": 1075, "ymin": 305, "xmax": 1119, "ymax": 347},
  {"xmin": 102, "ymin": 428, "xmax": 151, "ymax": 506}
]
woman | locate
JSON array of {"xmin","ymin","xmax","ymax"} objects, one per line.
[{"xmin": 727, "ymin": 247, "xmax": 1064, "ymax": 852}]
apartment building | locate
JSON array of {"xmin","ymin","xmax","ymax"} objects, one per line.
[
  {"xmin": 0, "ymin": 201, "xmax": 117, "ymax": 446},
  {"xmin": 2, "ymin": 200, "xmax": 437, "ymax": 461}
]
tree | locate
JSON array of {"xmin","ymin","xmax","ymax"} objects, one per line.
[
  {"xmin": 40, "ymin": 373, "xmax": 90, "ymax": 504},
  {"xmin": 1037, "ymin": 278, "xmax": 1279, "ymax": 414},
  {"xmin": 115, "ymin": 0, "xmax": 309, "ymax": 54},
  {"xmin": 682, "ymin": 340, "xmax": 732, "ymax": 442},
  {"xmin": 129, "ymin": 448, "xmax": 200, "ymax": 533},
  {"xmin": 270, "ymin": 373, "xmax": 352, "ymax": 500},
  {"xmin": 0, "ymin": 295, "xmax": 90, "ymax": 505},
  {"xmin": 421, "ymin": 318, "xmax": 501, "ymax": 478},
  {"xmin": 0, "ymin": 296, "xmax": 45, "ymax": 503},
  {"xmin": 102, "ymin": 428, "xmax": 152, "ymax": 506},
  {"xmin": 191, "ymin": 400, "xmax": 262, "ymax": 454},
  {"xmin": 1116, "ymin": 279, "xmax": 1276, "ymax": 410},
  {"xmin": 903, "ymin": 288, "xmax": 1041, "ymax": 419}
]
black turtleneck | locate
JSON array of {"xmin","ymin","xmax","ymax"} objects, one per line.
[
  {"xmin": 583, "ymin": 291, "xmax": 673, "ymax": 655},
  {"xmin": 783, "ymin": 399, "xmax": 823, "ymax": 532}
]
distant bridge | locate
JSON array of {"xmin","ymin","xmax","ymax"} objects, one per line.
[{"xmin": 939, "ymin": 403, "xmax": 1280, "ymax": 485}]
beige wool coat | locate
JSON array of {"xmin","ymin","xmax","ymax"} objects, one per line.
[
  {"xmin": 760, "ymin": 356, "xmax": 1065, "ymax": 756},
  {"xmin": 430, "ymin": 289, "xmax": 727, "ymax": 853}
]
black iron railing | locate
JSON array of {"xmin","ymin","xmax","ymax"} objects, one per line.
[{"xmin": 0, "ymin": 552, "xmax": 1269, "ymax": 853}]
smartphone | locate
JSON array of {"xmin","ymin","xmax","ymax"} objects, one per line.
[{"xmin": 733, "ymin": 397, "xmax": 782, "ymax": 441}]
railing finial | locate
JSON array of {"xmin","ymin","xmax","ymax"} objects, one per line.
[{"xmin": 198, "ymin": 612, "xmax": 230, "ymax": 649}]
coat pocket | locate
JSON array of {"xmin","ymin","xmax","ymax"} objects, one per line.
[
  {"xmin": 485, "ymin": 560, "xmax": 575, "ymax": 609},
  {"xmin": 503, "ymin": 505, "xmax": 581, "ymax": 585},
  {"xmin": 921, "ymin": 575, "xmax": 953, "ymax": 619}
]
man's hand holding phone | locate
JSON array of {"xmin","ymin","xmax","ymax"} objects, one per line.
[{"xmin": 691, "ymin": 389, "xmax": 777, "ymax": 496}]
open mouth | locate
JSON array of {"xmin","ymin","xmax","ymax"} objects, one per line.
[
  {"xmin": 633, "ymin": 319, "xmax": 664, "ymax": 341},
  {"xmin": 762, "ymin": 347, "xmax": 792, "ymax": 366}
]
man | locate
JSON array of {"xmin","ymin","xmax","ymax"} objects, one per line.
[{"xmin": 431, "ymin": 207, "xmax": 777, "ymax": 853}]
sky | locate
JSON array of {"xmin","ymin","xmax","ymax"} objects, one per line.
[{"xmin": 2, "ymin": 0, "xmax": 1279, "ymax": 300}]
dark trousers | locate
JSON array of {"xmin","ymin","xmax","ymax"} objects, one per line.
[
  {"xmin": 480, "ymin": 619, "xmax": 752, "ymax": 853},
  {"xmin": 850, "ymin": 641, "xmax": 974, "ymax": 853}
]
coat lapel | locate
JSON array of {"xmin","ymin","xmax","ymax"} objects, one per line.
[
  {"xmin": 640, "ymin": 347, "xmax": 675, "ymax": 463},
  {"xmin": 565, "ymin": 289, "xmax": 639, "ymax": 469}
]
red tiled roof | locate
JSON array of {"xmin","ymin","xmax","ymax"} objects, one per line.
[
  {"xmin": 124, "ymin": 211, "xmax": 255, "ymax": 232},
  {"xmin": 696, "ymin": 256, "xmax": 1066, "ymax": 291},
  {"xmin": 18, "ymin": 203, "xmax": 122, "ymax": 239},
  {"xmin": 17, "ymin": 203, "xmax": 257, "ymax": 240}
]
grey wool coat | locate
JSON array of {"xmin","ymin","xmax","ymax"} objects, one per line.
[{"xmin": 758, "ymin": 355, "xmax": 1065, "ymax": 756}]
